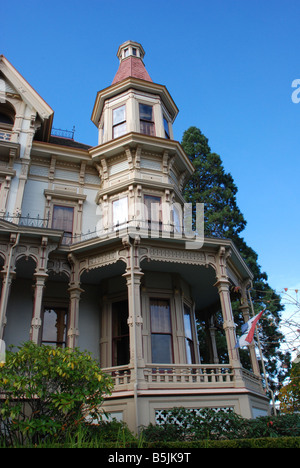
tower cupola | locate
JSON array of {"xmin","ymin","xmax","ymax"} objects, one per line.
[
  {"xmin": 112, "ymin": 41, "xmax": 152, "ymax": 85},
  {"xmin": 91, "ymin": 41, "xmax": 178, "ymax": 144}
]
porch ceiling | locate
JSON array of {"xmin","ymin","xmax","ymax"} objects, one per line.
[
  {"xmin": 140, "ymin": 259, "xmax": 220, "ymax": 312},
  {"xmin": 80, "ymin": 260, "xmax": 126, "ymax": 285}
]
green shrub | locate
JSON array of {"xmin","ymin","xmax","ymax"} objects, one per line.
[
  {"xmin": 0, "ymin": 342, "xmax": 113, "ymax": 446},
  {"xmin": 140, "ymin": 407, "xmax": 300, "ymax": 442}
]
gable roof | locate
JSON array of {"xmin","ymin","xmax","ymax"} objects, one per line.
[{"xmin": 0, "ymin": 55, "xmax": 54, "ymax": 141}]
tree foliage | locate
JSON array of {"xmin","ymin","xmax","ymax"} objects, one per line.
[
  {"xmin": 278, "ymin": 361, "xmax": 300, "ymax": 413},
  {"xmin": 0, "ymin": 342, "xmax": 113, "ymax": 445},
  {"xmin": 181, "ymin": 126, "xmax": 291, "ymax": 390}
]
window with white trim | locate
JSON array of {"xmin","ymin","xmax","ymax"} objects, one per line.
[
  {"xmin": 112, "ymin": 105, "xmax": 126, "ymax": 139},
  {"xmin": 183, "ymin": 304, "xmax": 196, "ymax": 364},
  {"xmin": 150, "ymin": 299, "xmax": 173, "ymax": 364}
]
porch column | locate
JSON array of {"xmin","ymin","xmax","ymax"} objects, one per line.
[
  {"xmin": 30, "ymin": 272, "xmax": 48, "ymax": 343},
  {"xmin": 215, "ymin": 278, "xmax": 244, "ymax": 386},
  {"xmin": 0, "ymin": 233, "xmax": 19, "ymax": 340},
  {"xmin": 67, "ymin": 283, "xmax": 84, "ymax": 349},
  {"xmin": 208, "ymin": 315, "xmax": 219, "ymax": 364},
  {"xmin": 123, "ymin": 269, "xmax": 145, "ymax": 370},
  {"xmin": 239, "ymin": 284, "xmax": 261, "ymax": 376},
  {"xmin": 0, "ymin": 270, "xmax": 16, "ymax": 340},
  {"xmin": 122, "ymin": 236, "xmax": 145, "ymax": 380}
]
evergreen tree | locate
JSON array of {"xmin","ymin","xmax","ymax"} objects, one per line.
[{"xmin": 181, "ymin": 126, "xmax": 291, "ymax": 392}]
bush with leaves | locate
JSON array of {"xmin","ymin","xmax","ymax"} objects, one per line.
[
  {"xmin": 140, "ymin": 407, "xmax": 300, "ymax": 442},
  {"xmin": 278, "ymin": 361, "xmax": 300, "ymax": 414},
  {"xmin": 0, "ymin": 342, "xmax": 113, "ymax": 446}
]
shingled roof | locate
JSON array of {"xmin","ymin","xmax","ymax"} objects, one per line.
[{"xmin": 112, "ymin": 55, "xmax": 152, "ymax": 84}]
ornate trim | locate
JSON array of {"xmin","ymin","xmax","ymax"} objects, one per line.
[{"xmin": 146, "ymin": 247, "xmax": 217, "ymax": 270}]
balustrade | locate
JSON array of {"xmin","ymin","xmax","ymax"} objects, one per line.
[{"xmin": 103, "ymin": 363, "xmax": 239, "ymax": 391}]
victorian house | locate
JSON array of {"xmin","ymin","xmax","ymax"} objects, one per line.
[{"xmin": 0, "ymin": 42, "xmax": 269, "ymax": 432}]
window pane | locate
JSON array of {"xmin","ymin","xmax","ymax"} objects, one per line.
[
  {"xmin": 112, "ymin": 300, "xmax": 129, "ymax": 367},
  {"xmin": 139, "ymin": 104, "xmax": 153, "ymax": 121},
  {"xmin": 151, "ymin": 335, "xmax": 173, "ymax": 363},
  {"xmin": 113, "ymin": 122, "xmax": 127, "ymax": 139},
  {"xmin": 144, "ymin": 196, "xmax": 161, "ymax": 222},
  {"xmin": 184, "ymin": 305, "xmax": 193, "ymax": 340},
  {"xmin": 112, "ymin": 301, "xmax": 129, "ymax": 338},
  {"xmin": 163, "ymin": 116, "xmax": 170, "ymax": 138},
  {"xmin": 113, "ymin": 196, "xmax": 128, "ymax": 226},
  {"xmin": 113, "ymin": 105, "xmax": 126, "ymax": 125},
  {"xmin": 140, "ymin": 120, "xmax": 155, "ymax": 136},
  {"xmin": 185, "ymin": 338, "xmax": 195, "ymax": 365},
  {"xmin": 173, "ymin": 205, "xmax": 182, "ymax": 233},
  {"xmin": 150, "ymin": 299, "xmax": 171, "ymax": 333},
  {"xmin": 52, "ymin": 206, "xmax": 74, "ymax": 232}
]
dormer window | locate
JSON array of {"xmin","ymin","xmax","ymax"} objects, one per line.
[
  {"xmin": 113, "ymin": 105, "xmax": 126, "ymax": 139},
  {"xmin": 139, "ymin": 104, "xmax": 155, "ymax": 136}
]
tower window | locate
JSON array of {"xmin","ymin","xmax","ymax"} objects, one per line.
[
  {"xmin": 113, "ymin": 105, "xmax": 126, "ymax": 139},
  {"xmin": 139, "ymin": 104, "xmax": 155, "ymax": 136},
  {"xmin": 144, "ymin": 195, "xmax": 162, "ymax": 230},
  {"xmin": 163, "ymin": 116, "xmax": 170, "ymax": 139},
  {"xmin": 112, "ymin": 196, "xmax": 128, "ymax": 228}
]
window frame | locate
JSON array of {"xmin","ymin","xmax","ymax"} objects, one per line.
[
  {"xmin": 112, "ymin": 104, "xmax": 127, "ymax": 139},
  {"xmin": 144, "ymin": 194, "xmax": 162, "ymax": 230},
  {"xmin": 163, "ymin": 115, "xmax": 170, "ymax": 139},
  {"xmin": 183, "ymin": 303, "xmax": 196, "ymax": 365},
  {"xmin": 150, "ymin": 298, "xmax": 174, "ymax": 364},
  {"xmin": 51, "ymin": 204, "xmax": 74, "ymax": 245},
  {"xmin": 139, "ymin": 103, "xmax": 155, "ymax": 136},
  {"xmin": 111, "ymin": 299, "xmax": 130, "ymax": 367},
  {"xmin": 112, "ymin": 195, "xmax": 129, "ymax": 228}
]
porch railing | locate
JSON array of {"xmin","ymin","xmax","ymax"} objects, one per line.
[
  {"xmin": 0, "ymin": 212, "xmax": 50, "ymax": 228},
  {"xmin": 144, "ymin": 364, "xmax": 234, "ymax": 387},
  {"xmin": 102, "ymin": 363, "xmax": 263, "ymax": 393},
  {"xmin": 103, "ymin": 363, "xmax": 235, "ymax": 390}
]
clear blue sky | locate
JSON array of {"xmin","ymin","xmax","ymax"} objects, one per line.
[{"xmin": 1, "ymin": 0, "xmax": 300, "ymax": 296}]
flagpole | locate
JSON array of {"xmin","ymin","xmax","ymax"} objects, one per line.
[{"xmin": 247, "ymin": 290, "xmax": 277, "ymax": 416}]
